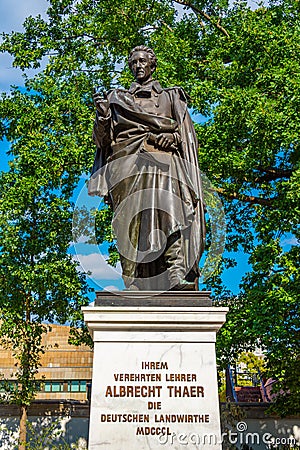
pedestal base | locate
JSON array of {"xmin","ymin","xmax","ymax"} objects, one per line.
[{"xmin": 83, "ymin": 291, "xmax": 228, "ymax": 450}]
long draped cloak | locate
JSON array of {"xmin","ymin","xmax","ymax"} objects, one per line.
[{"xmin": 88, "ymin": 84, "xmax": 206, "ymax": 289}]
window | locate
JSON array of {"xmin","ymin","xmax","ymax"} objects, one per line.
[
  {"xmin": 43, "ymin": 381, "xmax": 63, "ymax": 392},
  {"xmin": 71, "ymin": 381, "xmax": 79, "ymax": 392},
  {"xmin": 41, "ymin": 380, "xmax": 88, "ymax": 393},
  {"xmin": 80, "ymin": 380, "xmax": 87, "ymax": 392},
  {"xmin": 52, "ymin": 382, "xmax": 62, "ymax": 392},
  {"xmin": 67, "ymin": 380, "xmax": 87, "ymax": 392},
  {"xmin": 0, "ymin": 380, "xmax": 16, "ymax": 392}
]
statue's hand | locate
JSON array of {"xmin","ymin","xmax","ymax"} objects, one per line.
[
  {"xmin": 155, "ymin": 133, "xmax": 175, "ymax": 150},
  {"xmin": 93, "ymin": 93, "xmax": 110, "ymax": 117}
]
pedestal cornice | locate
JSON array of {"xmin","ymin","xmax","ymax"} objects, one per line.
[{"xmin": 82, "ymin": 291, "xmax": 228, "ymax": 341}]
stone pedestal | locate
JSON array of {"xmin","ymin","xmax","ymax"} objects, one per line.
[{"xmin": 82, "ymin": 291, "xmax": 228, "ymax": 450}]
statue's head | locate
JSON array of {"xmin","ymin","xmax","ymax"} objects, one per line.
[{"xmin": 128, "ymin": 46, "xmax": 157, "ymax": 84}]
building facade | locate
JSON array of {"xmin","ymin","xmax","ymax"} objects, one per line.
[{"xmin": 0, "ymin": 324, "xmax": 93, "ymax": 401}]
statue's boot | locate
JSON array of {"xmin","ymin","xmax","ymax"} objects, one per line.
[{"xmin": 164, "ymin": 232, "xmax": 194, "ymax": 290}]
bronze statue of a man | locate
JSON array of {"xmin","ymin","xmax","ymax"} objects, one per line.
[{"xmin": 89, "ymin": 46, "xmax": 205, "ymax": 291}]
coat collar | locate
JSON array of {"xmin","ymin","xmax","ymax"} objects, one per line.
[{"xmin": 128, "ymin": 80, "xmax": 163, "ymax": 95}]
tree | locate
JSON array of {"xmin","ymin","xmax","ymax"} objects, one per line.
[
  {"xmin": 0, "ymin": 82, "xmax": 91, "ymax": 447},
  {"xmin": 192, "ymin": 0, "xmax": 300, "ymax": 414},
  {"xmin": 0, "ymin": 0, "xmax": 299, "ymax": 419}
]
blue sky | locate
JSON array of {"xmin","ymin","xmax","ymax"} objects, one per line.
[{"xmin": 0, "ymin": 0, "xmax": 251, "ymax": 295}]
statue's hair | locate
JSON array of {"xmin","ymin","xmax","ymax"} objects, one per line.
[{"xmin": 128, "ymin": 46, "xmax": 157, "ymax": 70}]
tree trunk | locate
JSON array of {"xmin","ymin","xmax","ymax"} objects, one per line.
[{"xmin": 19, "ymin": 404, "xmax": 27, "ymax": 450}]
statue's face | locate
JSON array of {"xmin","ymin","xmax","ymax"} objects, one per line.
[{"xmin": 130, "ymin": 51, "xmax": 154, "ymax": 83}]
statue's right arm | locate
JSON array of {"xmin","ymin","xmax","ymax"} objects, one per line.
[{"xmin": 92, "ymin": 93, "xmax": 112, "ymax": 149}]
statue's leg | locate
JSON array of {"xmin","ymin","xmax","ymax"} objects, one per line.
[
  {"xmin": 120, "ymin": 253, "xmax": 166, "ymax": 291},
  {"xmin": 120, "ymin": 255, "xmax": 137, "ymax": 290},
  {"xmin": 164, "ymin": 231, "xmax": 197, "ymax": 291},
  {"xmin": 164, "ymin": 231, "xmax": 185, "ymax": 286}
]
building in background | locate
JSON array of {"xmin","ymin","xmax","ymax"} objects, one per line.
[{"xmin": 0, "ymin": 325, "xmax": 93, "ymax": 401}]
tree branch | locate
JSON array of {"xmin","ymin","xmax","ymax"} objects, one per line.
[
  {"xmin": 215, "ymin": 188, "xmax": 276, "ymax": 206},
  {"xmin": 173, "ymin": 0, "xmax": 230, "ymax": 38},
  {"xmin": 256, "ymin": 166, "xmax": 292, "ymax": 181},
  {"xmin": 159, "ymin": 20, "xmax": 174, "ymax": 33}
]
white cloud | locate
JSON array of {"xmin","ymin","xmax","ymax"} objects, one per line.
[
  {"xmin": 0, "ymin": 0, "xmax": 48, "ymax": 34},
  {"xmin": 0, "ymin": 54, "xmax": 25, "ymax": 91},
  {"xmin": 73, "ymin": 252, "xmax": 122, "ymax": 281},
  {"xmin": 0, "ymin": 0, "xmax": 49, "ymax": 91},
  {"xmin": 281, "ymin": 237, "xmax": 299, "ymax": 246}
]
